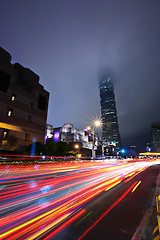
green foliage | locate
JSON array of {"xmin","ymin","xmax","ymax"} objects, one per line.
[
  {"xmin": 26, "ymin": 139, "xmax": 73, "ymax": 156},
  {"xmin": 68, "ymin": 150, "xmax": 76, "ymax": 156},
  {"xmin": 43, "ymin": 139, "xmax": 56, "ymax": 156},
  {"xmin": 44, "ymin": 139, "xmax": 73, "ymax": 156}
]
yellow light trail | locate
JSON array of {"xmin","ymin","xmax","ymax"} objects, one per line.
[
  {"xmin": 0, "ymin": 160, "xmax": 155, "ymax": 239},
  {"xmin": 132, "ymin": 181, "xmax": 142, "ymax": 192}
]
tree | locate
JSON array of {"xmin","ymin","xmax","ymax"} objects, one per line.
[
  {"xmin": 55, "ymin": 141, "xmax": 72, "ymax": 156},
  {"xmin": 43, "ymin": 138, "xmax": 56, "ymax": 156},
  {"xmin": 43, "ymin": 139, "xmax": 72, "ymax": 156},
  {"xmin": 26, "ymin": 139, "xmax": 73, "ymax": 157},
  {"xmin": 0, "ymin": 134, "xmax": 18, "ymax": 151}
]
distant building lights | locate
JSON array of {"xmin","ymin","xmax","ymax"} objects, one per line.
[{"xmin": 121, "ymin": 149, "xmax": 125, "ymax": 153}]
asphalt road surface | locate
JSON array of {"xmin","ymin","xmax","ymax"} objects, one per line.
[{"xmin": 0, "ymin": 159, "xmax": 159, "ymax": 240}]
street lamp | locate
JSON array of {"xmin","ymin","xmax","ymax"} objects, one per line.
[
  {"xmin": 94, "ymin": 120, "xmax": 101, "ymax": 127},
  {"xmin": 74, "ymin": 144, "xmax": 80, "ymax": 157},
  {"xmin": 75, "ymin": 144, "xmax": 79, "ymax": 149},
  {"xmin": 87, "ymin": 119, "xmax": 103, "ymax": 159}
]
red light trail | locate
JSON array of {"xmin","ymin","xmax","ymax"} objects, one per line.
[{"xmin": 0, "ymin": 160, "xmax": 157, "ymax": 239}]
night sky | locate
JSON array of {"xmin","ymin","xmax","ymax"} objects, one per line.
[{"xmin": 0, "ymin": 0, "xmax": 160, "ymax": 151}]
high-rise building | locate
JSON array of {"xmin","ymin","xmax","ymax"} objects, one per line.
[
  {"xmin": 151, "ymin": 122, "xmax": 160, "ymax": 152},
  {"xmin": 99, "ymin": 76, "xmax": 121, "ymax": 152}
]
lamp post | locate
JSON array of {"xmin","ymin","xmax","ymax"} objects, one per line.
[
  {"xmin": 74, "ymin": 144, "xmax": 80, "ymax": 156},
  {"xmin": 92, "ymin": 129, "xmax": 95, "ymax": 159},
  {"xmin": 87, "ymin": 120, "xmax": 103, "ymax": 159},
  {"xmin": 101, "ymin": 140, "xmax": 104, "ymax": 158}
]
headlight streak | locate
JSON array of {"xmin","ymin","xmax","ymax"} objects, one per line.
[
  {"xmin": 42, "ymin": 209, "xmax": 86, "ymax": 240},
  {"xmin": 0, "ymin": 166, "xmax": 137, "ymax": 210},
  {"xmin": 132, "ymin": 181, "xmax": 142, "ymax": 192},
  {"xmin": 77, "ymin": 181, "xmax": 139, "ymax": 240},
  {"xmin": 0, "ymin": 160, "xmax": 156, "ymax": 239}
]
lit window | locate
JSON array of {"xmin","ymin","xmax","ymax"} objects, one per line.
[
  {"xmin": 11, "ymin": 94, "xmax": 16, "ymax": 101},
  {"xmin": 8, "ymin": 110, "xmax": 12, "ymax": 116},
  {"xmin": 3, "ymin": 131, "xmax": 8, "ymax": 138},
  {"xmin": 7, "ymin": 108, "xmax": 13, "ymax": 117}
]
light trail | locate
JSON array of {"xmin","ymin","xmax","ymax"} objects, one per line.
[
  {"xmin": 78, "ymin": 181, "xmax": 139, "ymax": 240},
  {"xmin": 0, "ymin": 159, "xmax": 158, "ymax": 239},
  {"xmin": 132, "ymin": 180, "xmax": 142, "ymax": 192}
]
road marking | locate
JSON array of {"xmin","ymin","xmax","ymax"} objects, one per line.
[
  {"xmin": 75, "ymin": 211, "xmax": 92, "ymax": 226},
  {"xmin": 78, "ymin": 181, "xmax": 138, "ymax": 240}
]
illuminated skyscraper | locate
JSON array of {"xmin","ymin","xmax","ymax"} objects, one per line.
[{"xmin": 99, "ymin": 76, "xmax": 120, "ymax": 151}]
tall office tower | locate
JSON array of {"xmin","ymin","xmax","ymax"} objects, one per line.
[{"xmin": 99, "ymin": 76, "xmax": 121, "ymax": 152}]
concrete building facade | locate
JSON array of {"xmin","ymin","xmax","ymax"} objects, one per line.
[
  {"xmin": 46, "ymin": 123, "xmax": 101, "ymax": 157},
  {"xmin": 0, "ymin": 47, "xmax": 49, "ymax": 151}
]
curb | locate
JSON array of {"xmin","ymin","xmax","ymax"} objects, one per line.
[{"xmin": 131, "ymin": 166, "xmax": 160, "ymax": 240}]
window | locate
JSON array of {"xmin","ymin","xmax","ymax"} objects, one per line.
[
  {"xmin": 30, "ymin": 102, "xmax": 33, "ymax": 109},
  {"xmin": 0, "ymin": 69, "xmax": 11, "ymax": 93},
  {"xmin": 3, "ymin": 131, "xmax": 7, "ymax": 137},
  {"xmin": 38, "ymin": 94, "xmax": 47, "ymax": 111},
  {"xmin": 11, "ymin": 94, "xmax": 16, "ymax": 101},
  {"xmin": 25, "ymin": 133, "xmax": 28, "ymax": 141},
  {"xmin": 7, "ymin": 108, "xmax": 13, "ymax": 117},
  {"xmin": 28, "ymin": 115, "xmax": 32, "ymax": 122},
  {"xmin": 3, "ymin": 130, "xmax": 8, "ymax": 139}
]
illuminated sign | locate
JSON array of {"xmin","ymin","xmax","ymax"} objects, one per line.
[{"xmin": 53, "ymin": 131, "xmax": 60, "ymax": 142}]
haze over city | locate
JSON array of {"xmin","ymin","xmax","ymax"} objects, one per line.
[
  {"xmin": 1, "ymin": 0, "xmax": 160, "ymax": 151},
  {"xmin": 1, "ymin": 1, "xmax": 160, "ymax": 240}
]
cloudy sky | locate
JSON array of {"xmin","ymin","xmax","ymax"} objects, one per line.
[{"xmin": 0, "ymin": 0, "xmax": 160, "ymax": 150}]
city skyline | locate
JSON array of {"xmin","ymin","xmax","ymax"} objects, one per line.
[{"xmin": 0, "ymin": 1, "xmax": 160, "ymax": 151}]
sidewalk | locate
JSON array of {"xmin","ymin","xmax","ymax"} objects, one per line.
[{"xmin": 131, "ymin": 166, "xmax": 160, "ymax": 240}]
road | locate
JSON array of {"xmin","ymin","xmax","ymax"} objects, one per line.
[{"xmin": 0, "ymin": 159, "xmax": 159, "ymax": 240}]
